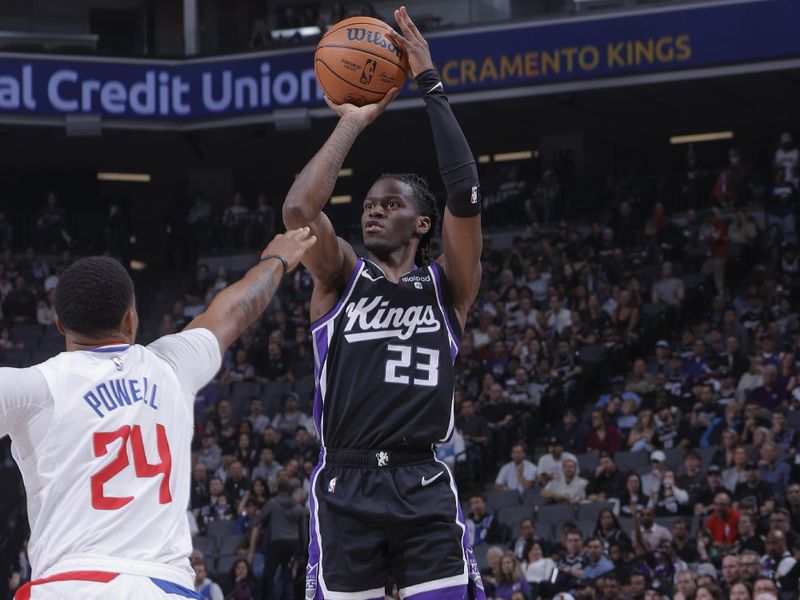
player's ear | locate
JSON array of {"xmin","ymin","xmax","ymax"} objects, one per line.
[
  {"xmin": 416, "ymin": 215, "xmax": 431, "ymax": 236},
  {"xmin": 54, "ymin": 316, "xmax": 66, "ymax": 336},
  {"xmin": 121, "ymin": 303, "xmax": 139, "ymax": 339}
]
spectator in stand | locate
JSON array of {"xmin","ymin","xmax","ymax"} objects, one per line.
[
  {"xmin": 752, "ymin": 576, "xmax": 779, "ymax": 599},
  {"xmin": 222, "ymin": 193, "xmax": 251, "ymax": 247},
  {"xmin": 735, "ymin": 461, "xmax": 775, "ymax": 517},
  {"xmin": 633, "ymin": 507, "xmax": 672, "ymax": 553},
  {"xmin": 36, "ymin": 192, "xmax": 67, "ymax": 251},
  {"xmin": 536, "ymin": 436, "xmax": 578, "ymax": 485},
  {"xmin": 671, "ymin": 519, "xmax": 700, "ymax": 563},
  {"xmin": 249, "ymin": 480, "xmax": 304, "ymax": 599},
  {"xmin": 466, "ymin": 494, "xmax": 507, "ymax": 547},
  {"xmin": 245, "ymin": 398, "xmax": 270, "ymax": 435},
  {"xmin": 511, "ymin": 518, "xmax": 547, "ymax": 562},
  {"xmin": 768, "ymin": 168, "xmax": 797, "ymax": 244},
  {"xmin": 582, "ymin": 537, "xmax": 615, "ymax": 580},
  {"xmin": 620, "ymin": 472, "xmax": 647, "ymax": 518},
  {"xmin": 652, "ymin": 261, "xmax": 685, "ymax": 323},
  {"xmin": 642, "ymin": 450, "xmax": 668, "ymax": 499},
  {"xmin": 3, "ymin": 276, "xmax": 37, "ymax": 323},
  {"xmin": 585, "ymin": 410, "xmax": 623, "ymax": 453},
  {"xmin": 552, "ymin": 408, "xmax": 585, "ymax": 454},
  {"xmin": 627, "ymin": 407, "xmax": 656, "ymax": 453},
  {"xmin": 695, "ymin": 464, "xmax": 728, "ymax": 516},
  {"xmin": 761, "ymin": 530, "xmax": 797, "ymax": 591},
  {"xmin": 493, "ymin": 552, "xmax": 529, "ymax": 600},
  {"xmin": 193, "ymin": 561, "xmax": 223, "ymax": 600},
  {"xmin": 224, "ymin": 460, "xmax": 249, "ymax": 508},
  {"xmin": 738, "ymin": 549, "xmax": 764, "ymax": 583},
  {"xmin": 251, "ymin": 447, "xmax": 281, "ymax": 484},
  {"xmin": 558, "ymin": 529, "xmax": 586, "ymax": 583},
  {"xmin": 701, "ymin": 208, "xmax": 730, "ymax": 297},
  {"xmin": 705, "ymin": 491, "xmax": 739, "ymax": 552},
  {"xmin": 522, "ymin": 541, "xmax": 556, "ymax": 588},
  {"xmin": 222, "ymin": 559, "xmax": 256, "ymax": 600},
  {"xmin": 586, "ymin": 452, "xmax": 626, "ymax": 502},
  {"xmin": 649, "ymin": 470, "xmax": 690, "ymax": 516},
  {"xmin": 786, "ymin": 482, "xmax": 800, "ymax": 532},
  {"xmin": 758, "ymin": 441, "xmax": 790, "ymax": 498},
  {"xmin": 774, "ymin": 131, "xmax": 799, "ymax": 187},
  {"xmin": 751, "ymin": 365, "xmax": 785, "ymax": 410},
  {"xmin": 271, "ymin": 393, "xmax": 314, "ymax": 439},
  {"xmin": 197, "ymin": 431, "xmax": 222, "ymax": 472},
  {"xmin": 495, "ymin": 443, "xmax": 537, "ymax": 495},
  {"xmin": 540, "ymin": 457, "xmax": 586, "ymax": 505},
  {"xmin": 593, "ymin": 508, "xmax": 631, "ymax": 552}
]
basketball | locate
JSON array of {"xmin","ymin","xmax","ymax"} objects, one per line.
[{"xmin": 315, "ymin": 16, "xmax": 408, "ymax": 106}]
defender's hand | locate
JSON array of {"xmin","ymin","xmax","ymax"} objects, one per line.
[
  {"xmin": 387, "ymin": 6, "xmax": 435, "ymax": 78},
  {"xmin": 324, "ymin": 88, "xmax": 400, "ymax": 128},
  {"xmin": 262, "ymin": 227, "xmax": 317, "ymax": 273}
]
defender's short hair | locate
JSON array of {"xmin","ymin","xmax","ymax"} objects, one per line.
[{"xmin": 55, "ymin": 256, "xmax": 134, "ymax": 336}]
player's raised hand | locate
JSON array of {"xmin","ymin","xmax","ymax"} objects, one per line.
[
  {"xmin": 324, "ymin": 87, "xmax": 400, "ymax": 128},
  {"xmin": 387, "ymin": 6, "xmax": 435, "ymax": 78},
  {"xmin": 262, "ymin": 227, "xmax": 317, "ymax": 272}
]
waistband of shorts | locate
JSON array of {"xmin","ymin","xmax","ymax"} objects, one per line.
[{"xmin": 323, "ymin": 446, "xmax": 434, "ymax": 467}]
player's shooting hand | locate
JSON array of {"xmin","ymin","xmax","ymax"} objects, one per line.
[
  {"xmin": 387, "ymin": 6, "xmax": 435, "ymax": 78},
  {"xmin": 324, "ymin": 88, "xmax": 400, "ymax": 128},
  {"xmin": 262, "ymin": 227, "xmax": 317, "ymax": 273}
]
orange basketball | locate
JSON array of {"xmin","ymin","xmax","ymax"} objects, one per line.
[{"xmin": 315, "ymin": 17, "xmax": 408, "ymax": 106}]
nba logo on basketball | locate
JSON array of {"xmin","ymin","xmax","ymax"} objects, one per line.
[{"xmin": 359, "ymin": 59, "xmax": 377, "ymax": 85}]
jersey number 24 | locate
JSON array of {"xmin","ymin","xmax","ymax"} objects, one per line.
[{"xmin": 90, "ymin": 424, "xmax": 172, "ymax": 510}]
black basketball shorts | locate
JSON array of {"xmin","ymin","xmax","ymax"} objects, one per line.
[{"xmin": 305, "ymin": 447, "xmax": 485, "ymax": 600}]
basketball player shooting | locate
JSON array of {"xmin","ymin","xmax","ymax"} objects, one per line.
[
  {"xmin": 0, "ymin": 228, "xmax": 315, "ymax": 599},
  {"xmin": 282, "ymin": 7, "xmax": 485, "ymax": 600}
]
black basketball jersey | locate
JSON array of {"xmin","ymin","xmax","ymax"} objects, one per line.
[{"xmin": 310, "ymin": 258, "xmax": 462, "ymax": 449}]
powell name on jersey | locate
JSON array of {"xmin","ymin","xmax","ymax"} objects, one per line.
[{"xmin": 311, "ymin": 258, "xmax": 462, "ymax": 450}]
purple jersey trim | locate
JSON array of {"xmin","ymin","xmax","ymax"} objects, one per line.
[
  {"xmin": 310, "ymin": 258, "xmax": 364, "ymax": 331},
  {"xmin": 429, "ymin": 263, "xmax": 460, "ymax": 363}
]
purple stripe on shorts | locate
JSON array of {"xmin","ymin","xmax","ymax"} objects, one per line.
[
  {"xmin": 310, "ymin": 258, "xmax": 363, "ymax": 330},
  {"xmin": 305, "ymin": 449, "xmax": 325, "ymax": 600},
  {"xmin": 404, "ymin": 585, "xmax": 466, "ymax": 600}
]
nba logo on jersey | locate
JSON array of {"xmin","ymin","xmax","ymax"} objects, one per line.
[
  {"xmin": 470, "ymin": 185, "xmax": 479, "ymax": 204},
  {"xmin": 328, "ymin": 477, "xmax": 337, "ymax": 493}
]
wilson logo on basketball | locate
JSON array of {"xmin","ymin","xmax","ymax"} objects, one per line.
[{"xmin": 346, "ymin": 28, "xmax": 402, "ymax": 57}]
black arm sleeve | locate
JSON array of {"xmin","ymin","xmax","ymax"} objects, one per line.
[{"xmin": 416, "ymin": 69, "xmax": 481, "ymax": 218}]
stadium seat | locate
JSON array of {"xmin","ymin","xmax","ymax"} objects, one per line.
[
  {"xmin": 614, "ymin": 451, "xmax": 647, "ymax": 472},
  {"xmin": 497, "ymin": 505, "xmax": 534, "ymax": 538},
  {"xmin": 230, "ymin": 381, "xmax": 261, "ymax": 401},
  {"xmin": 219, "ymin": 534, "xmax": 244, "ymax": 555},
  {"xmin": 578, "ymin": 520, "xmax": 595, "ymax": 539},
  {"xmin": 473, "ymin": 544, "xmax": 490, "ymax": 571},
  {"xmin": 537, "ymin": 503, "xmax": 575, "ymax": 525},
  {"xmin": 486, "ymin": 490, "xmax": 520, "ymax": 511},
  {"xmin": 216, "ymin": 554, "xmax": 239, "ymax": 576},
  {"xmin": 294, "ymin": 375, "xmax": 315, "ymax": 398},
  {"xmin": 523, "ymin": 487, "xmax": 549, "ymax": 508},
  {"xmin": 206, "ymin": 520, "xmax": 235, "ymax": 540},
  {"xmin": 0, "ymin": 349, "xmax": 31, "ymax": 367},
  {"xmin": 663, "ymin": 448, "xmax": 684, "ymax": 469},
  {"xmin": 575, "ymin": 452, "xmax": 599, "ymax": 475},
  {"xmin": 618, "ymin": 517, "xmax": 634, "ymax": 536},
  {"xmin": 577, "ymin": 501, "xmax": 614, "ymax": 523},
  {"xmin": 193, "ymin": 535, "xmax": 216, "ymax": 556},
  {"xmin": 788, "ymin": 410, "xmax": 800, "ymax": 430},
  {"xmin": 696, "ymin": 447, "xmax": 716, "ymax": 470}
]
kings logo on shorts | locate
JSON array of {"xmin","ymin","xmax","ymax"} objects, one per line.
[{"xmin": 342, "ymin": 295, "xmax": 440, "ymax": 343}]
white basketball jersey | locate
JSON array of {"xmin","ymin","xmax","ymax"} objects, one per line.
[{"xmin": 8, "ymin": 329, "xmax": 220, "ymax": 587}]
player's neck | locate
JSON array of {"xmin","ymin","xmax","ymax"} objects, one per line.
[
  {"xmin": 367, "ymin": 248, "xmax": 417, "ymax": 282},
  {"xmin": 65, "ymin": 332, "xmax": 134, "ymax": 352}
]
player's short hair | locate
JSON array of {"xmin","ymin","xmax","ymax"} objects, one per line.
[
  {"xmin": 55, "ymin": 256, "xmax": 134, "ymax": 336},
  {"xmin": 378, "ymin": 173, "xmax": 439, "ymax": 266}
]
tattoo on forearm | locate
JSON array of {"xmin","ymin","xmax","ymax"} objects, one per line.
[
  {"xmin": 235, "ymin": 267, "xmax": 280, "ymax": 328},
  {"xmin": 287, "ymin": 119, "xmax": 362, "ymax": 220}
]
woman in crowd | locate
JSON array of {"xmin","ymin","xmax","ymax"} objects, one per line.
[
  {"xmin": 627, "ymin": 407, "xmax": 655, "ymax": 453},
  {"xmin": 224, "ymin": 559, "xmax": 256, "ymax": 600},
  {"xmin": 522, "ymin": 540, "xmax": 556, "ymax": 595},
  {"xmin": 620, "ymin": 472, "xmax": 647, "ymax": 518},
  {"xmin": 649, "ymin": 470, "xmax": 690, "ymax": 516},
  {"xmin": 593, "ymin": 508, "xmax": 631, "ymax": 552},
  {"xmin": 494, "ymin": 552, "xmax": 530, "ymax": 600}
]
